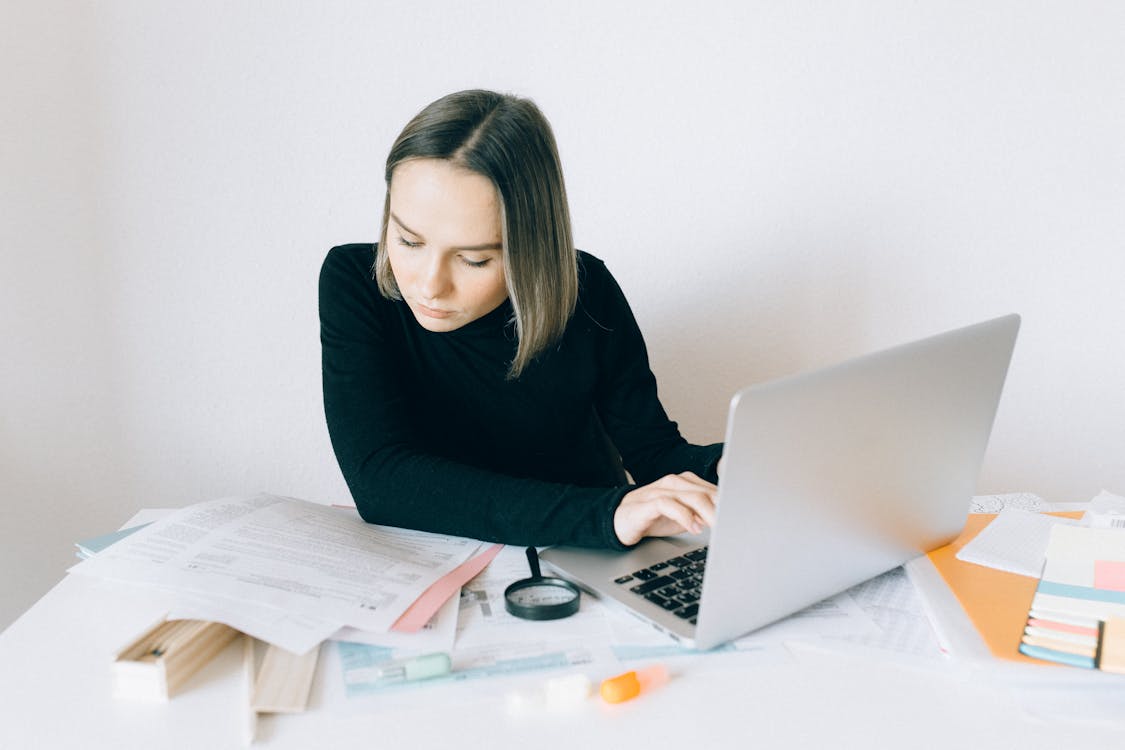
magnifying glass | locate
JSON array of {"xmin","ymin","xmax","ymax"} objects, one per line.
[{"xmin": 504, "ymin": 546, "xmax": 581, "ymax": 620}]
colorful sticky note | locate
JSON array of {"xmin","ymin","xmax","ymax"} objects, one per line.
[{"xmin": 1094, "ymin": 560, "xmax": 1125, "ymax": 593}]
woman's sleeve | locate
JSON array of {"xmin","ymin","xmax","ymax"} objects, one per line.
[
  {"xmin": 319, "ymin": 245, "xmax": 630, "ymax": 549},
  {"xmin": 589, "ymin": 262, "xmax": 724, "ymax": 486}
]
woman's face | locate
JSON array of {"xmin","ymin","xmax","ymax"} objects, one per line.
[{"xmin": 385, "ymin": 158, "xmax": 508, "ymax": 333}]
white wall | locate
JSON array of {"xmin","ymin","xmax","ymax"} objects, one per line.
[{"xmin": 3, "ymin": 1, "xmax": 1123, "ymax": 630}]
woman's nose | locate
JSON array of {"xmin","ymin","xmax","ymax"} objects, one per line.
[{"xmin": 419, "ymin": 256, "xmax": 451, "ymax": 299}]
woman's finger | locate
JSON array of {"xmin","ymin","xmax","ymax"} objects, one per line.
[{"xmin": 614, "ymin": 475, "xmax": 720, "ymax": 545}]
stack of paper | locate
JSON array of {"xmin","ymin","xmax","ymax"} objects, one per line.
[
  {"xmin": 69, "ymin": 494, "xmax": 487, "ymax": 655},
  {"xmin": 75, "ymin": 523, "xmax": 152, "ymax": 560},
  {"xmin": 1019, "ymin": 524, "xmax": 1125, "ymax": 673}
]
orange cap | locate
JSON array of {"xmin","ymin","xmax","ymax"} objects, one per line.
[
  {"xmin": 599, "ymin": 664, "xmax": 669, "ymax": 704},
  {"xmin": 599, "ymin": 671, "xmax": 640, "ymax": 703}
]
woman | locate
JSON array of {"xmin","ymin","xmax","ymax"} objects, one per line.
[{"xmin": 320, "ymin": 89, "xmax": 722, "ymax": 549}]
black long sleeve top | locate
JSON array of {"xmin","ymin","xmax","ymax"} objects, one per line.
[{"xmin": 319, "ymin": 243, "xmax": 722, "ymax": 549}]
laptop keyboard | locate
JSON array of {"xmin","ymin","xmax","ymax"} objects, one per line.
[{"xmin": 613, "ymin": 546, "xmax": 707, "ymax": 624}]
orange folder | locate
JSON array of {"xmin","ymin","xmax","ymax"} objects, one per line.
[{"xmin": 926, "ymin": 512, "xmax": 1084, "ymax": 663}]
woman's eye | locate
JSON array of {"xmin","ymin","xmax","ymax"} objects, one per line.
[
  {"xmin": 460, "ymin": 257, "xmax": 491, "ymax": 268},
  {"xmin": 397, "ymin": 235, "xmax": 422, "ymax": 248}
]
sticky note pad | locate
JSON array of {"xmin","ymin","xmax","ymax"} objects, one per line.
[{"xmin": 1094, "ymin": 561, "xmax": 1125, "ymax": 593}]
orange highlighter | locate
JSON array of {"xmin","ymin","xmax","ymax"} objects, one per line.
[{"xmin": 599, "ymin": 664, "xmax": 669, "ymax": 703}]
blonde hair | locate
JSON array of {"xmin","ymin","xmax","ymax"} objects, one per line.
[{"xmin": 375, "ymin": 90, "xmax": 578, "ymax": 379}]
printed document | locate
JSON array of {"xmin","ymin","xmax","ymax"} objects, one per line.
[{"xmin": 69, "ymin": 494, "xmax": 483, "ymax": 633}]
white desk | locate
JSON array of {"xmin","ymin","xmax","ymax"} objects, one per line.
[{"xmin": 3, "ymin": 547, "xmax": 1123, "ymax": 748}]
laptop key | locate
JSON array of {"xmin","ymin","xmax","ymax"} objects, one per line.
[
  {"xmin": 644, "ymin": 593, "xmax": 669, "ymax": 607},
  {"xmin": 633, "ymin": 569, "xmax": 657, "ymax": 581},
  {"xmin": 629, "ymin": 575, "xmax": 676, "ymax": 595},
  {"xmin": 614, "ymin": 575, "xmax": 634, "ymax": 585},
  {"xmin": 650, "ymin": 562, "xmax": 669, "ymax": 571},
  {"xmin": 675, "ymin": 603, "xmax": 699, "ymax": 619}
]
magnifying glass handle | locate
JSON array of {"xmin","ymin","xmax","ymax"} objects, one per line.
[{"xmin": 525, "ymin": 546, "xmax": 542, "ymax": 580}]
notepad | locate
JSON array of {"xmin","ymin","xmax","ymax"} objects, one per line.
[
  {"xmin": 1018, "ymin": 524, "xmax": 1125, "ymax": 672},
  {"xmin": 955, "ymin": 508, "xmax": 1080, "ymax": 578}
]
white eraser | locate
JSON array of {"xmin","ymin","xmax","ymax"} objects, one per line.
[{"xmin": 543, "ymin": 674, "xmax": 593, "ymax": 709}]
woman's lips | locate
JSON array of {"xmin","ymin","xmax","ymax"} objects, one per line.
[{"xmin": 416, "ymin": 302, "xmax": 454, "ymax": 319}]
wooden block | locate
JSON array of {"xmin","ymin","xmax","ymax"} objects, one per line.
[
  {"xmin": 114, "ymin": 618, "xmax": 240, "ymax": 700},
  {"xmin": 243, "ymin": 635, "xmax": 259, "ymax": 745},
  {"xmin": 251, "ymin": 643, "xmax": 320, "ymax": 713}
]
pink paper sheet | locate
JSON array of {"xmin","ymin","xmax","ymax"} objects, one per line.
[{"xmin": 391, "ymin": 544, "xmax": 504, "ymax": 633}]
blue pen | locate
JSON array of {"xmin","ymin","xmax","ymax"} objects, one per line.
[{"xmin": 373, "ymin": 652, "xmax": 452, "ymax": 684}]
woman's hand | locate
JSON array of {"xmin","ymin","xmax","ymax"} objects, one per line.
[{"xmin": 613, "ymin": 472, "xmax": 719, "ymax": 547}]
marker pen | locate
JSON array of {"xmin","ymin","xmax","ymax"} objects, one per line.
[
  {"xmin": 599, "ymin": 664, "xmax": 669, "ymax": 704},
  {"xmin": 373, "ymin": 652, "xmax": 452, "ymax": 684}
]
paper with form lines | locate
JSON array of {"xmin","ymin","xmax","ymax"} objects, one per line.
[
  {"xmin": 68, "ymin": 494, "xmax": 483, "ymax": 638},
  {"xmin": 956, "ymin": 508, "xmax": 1081, "ymax": 578}
]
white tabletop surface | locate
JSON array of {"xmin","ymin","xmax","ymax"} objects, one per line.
[{"xmin": 4, "ymin": 546, "xmax": 1124, "ymax": 749}]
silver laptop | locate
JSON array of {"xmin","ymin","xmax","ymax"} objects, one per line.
[{"xmin": 541, "ymin": 314, "xmax": 1020, "ymax": 650}]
